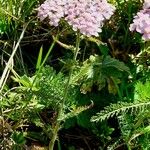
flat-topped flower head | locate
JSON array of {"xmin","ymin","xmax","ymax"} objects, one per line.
[
  {"xmin": 37, "ymin": 0, "xmax": 115, "ymax": 37},
  {"xmin": 143, "ymin": 0, "xmax": 150, "ymax": 9},
  {"xmin": 129, "ymin": 0, "xmax": 150, "ymax": 41},
  {"xmin": 37, "ymin": 0, "xmax": 67, "ymax": 26},
  {"xmin": 65, "ymin": 0, "xmax": 115, "ymax": 37}
]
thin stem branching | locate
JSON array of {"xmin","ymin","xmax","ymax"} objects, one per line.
[{"xmin": 48, "ymin": 32, "xmax": 81, "ymax": 150}]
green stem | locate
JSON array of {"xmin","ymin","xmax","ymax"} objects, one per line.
[
  {"xmin": 127, "ymin": 143, "xmax": 131, "ymax": 150},
  {"xmin": 48, "ymin": 32, "xmax": 81, "ymax": 150},
  {"xmin": 40, "ymin": 40, "xmax": 56, "ymax": 69}
]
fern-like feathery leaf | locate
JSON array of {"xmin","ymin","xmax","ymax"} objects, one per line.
[{"xmin": 91, "ymin": 101, "xmax": 150, "ymax": 122}]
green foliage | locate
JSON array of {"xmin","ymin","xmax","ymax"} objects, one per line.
[
  {"xmin": 134, "ymin": 79, "xmax": 150, "ymax": 101},
  {"xmin": 1, "ymin": 65, "xmax": 91, "ymax": 148},
  {"xmin": 91, "ymin": 79, "xmax": 150, "ymax": 149},
  {"xmin": 63, "ymin": 90, "xmax": 117, "ymax": 131},
  {"xmin": 59, "ymin": 104, "xmax": 92, "ymax": 122},
  {"xmin": 35, "ymin": 66, "xmax": 68, "ymax": 109},
  {"xmin": 1, "ymin": 0, "xmax": 150, "ymax": 149},
  {"xmin": 11, "ymin": 131, "xmax": 26, "ymax": 145},
  {"xmin": 91, "ymin": 80, "xmax": 150, "ymax": 122},
  {"xmin": 36, "ymin": 46, "xmax": 43, "ymax": 70},
  {"xmin": 91, "ymin": 101, "xmax": 150, "ymax": 122},
  {"xmin": 0, "ymin": 0, "xmax": 39, "ymax": 35},
  {"xmin": 2, "ymin": 66, "xmax": 78, "ymax": 121},
  {"xmin": 117, "ymin": 112, "xmax": 150, "ymax": 150},
  {"xmin": 92, "ymin": 122, "xmax": 114, "ymax": 149},
  {"xmin": 72, "ymin": 55, "xmax": 129, "ymax": 95}
]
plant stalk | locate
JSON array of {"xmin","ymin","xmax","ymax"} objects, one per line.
[{"xmin": 48, "ymin": 32, "xmax": 81, "ymax": 150}]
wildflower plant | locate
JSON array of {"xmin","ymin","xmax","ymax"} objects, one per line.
[
  {"xmin": 37, "ymin": 0, "xmax": 115, "ymax": 37},
  {"xmin": 1, "ymin": 0, "xmax": 150, "ymax": 149},
  {"xmin": 129, "ymin": 0, "xmax": 150, "ymax": 72},
  {"xmin": 129, "ymin": 0, "xmax": 150, "ymax": 41},
  {"xmin": 37, "ymin": 0, "xmax": 115, "ymax": 149}
]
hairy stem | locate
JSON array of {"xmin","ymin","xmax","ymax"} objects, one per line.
[{"xmin": 48, "ymin": 32, "xmax": 81, "ymax": 150}]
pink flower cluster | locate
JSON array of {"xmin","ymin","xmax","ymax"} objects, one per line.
[
  {"xmin": 37, "ymin": 0, "xmax": 115, "ymax": 37},
  {"xmin": 129, "ymin": 0, "xmax": 150, "ymax": 41},
  {"xmin": 37, "ymin": 0, "xmax": 67, "ymax": 26}
]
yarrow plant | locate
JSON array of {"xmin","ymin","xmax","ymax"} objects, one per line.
[
  {"xmin": 37, "ymin": 0, "xmax": 115, "ymax": 149},
  {"xmin": 37, "ymin": 0, "xmax": 115, "ymax": 37},
  {"xmin": 129, "ymin": 0, "xmax": 150, "ymax": 41}
]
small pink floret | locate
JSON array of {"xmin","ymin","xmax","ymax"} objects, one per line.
[{"xmin": 37, "ymin": 0, "xmax": 115, "ymax": 37}]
